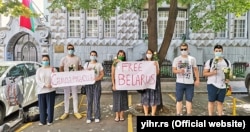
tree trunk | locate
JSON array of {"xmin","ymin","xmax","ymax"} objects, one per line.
[
  {"xmin": 158, "ymin": 0, "xmax": 178, "ymax": 66},
  {"xmin": 147, "ymin": 0, "xmax": 157, "ymax": 52},
  {"xmin": 157, "ymin": 0, "xmax": 178, "ymax": 113}
]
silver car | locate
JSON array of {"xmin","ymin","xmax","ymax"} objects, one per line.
[{"xmin": 0, "ymin": 61, "xmax": 41, "ymax": 125}]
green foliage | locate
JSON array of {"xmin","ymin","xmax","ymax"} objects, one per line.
[
  {"xmin": 0, "ymin": 0, "xmax": 39, "ymax": 17},
  {"xmin": 189, "ymin": 0, "xmax": 250, "ymax": 32},
  {"xmin": 48, "ymin": 0, "xmax": 250, "ymax": 33}
]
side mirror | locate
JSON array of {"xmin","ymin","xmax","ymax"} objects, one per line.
[{"xmin": 2, "ymin": 79, "xmax": 6, "ymax": 86}]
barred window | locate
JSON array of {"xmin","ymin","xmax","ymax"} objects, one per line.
[
  {"xmin": 140, "ymin": 11, "xmax": 148, "ymax": 39},
  {"xmin": 158, "ymin": 11, "xmax": 168, "ymax": 38},
  {"xmin": 216, "ymin": 15, "xmax": 228, "ymax": 38},
  {"xmin": 68, "ymin": 10, "xmax": 81, "ymax": 38},
  {"xmin": 175, "ymin": 10, "xmax": 187, "ymax": 38},
  {"xmin": 234, "ymin": 13, "xmax": 247, "ymax": 38},
  {"xmin": 87, "ymin": 9, "xmax": 98, "ymax": 37},
  {"xmin": 104, "ymin": 19, "xmax": 116, "ymax": 38}
]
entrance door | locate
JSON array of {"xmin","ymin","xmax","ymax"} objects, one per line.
[
  {"xmin": 10, "ymin": 33, "xmax": 38, "ymax": 61},
  {"xmin": 21, "ymin": 42, "xmax": 37, "ymax": 61}
]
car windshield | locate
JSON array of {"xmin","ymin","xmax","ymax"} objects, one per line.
[{"xmin": 0, "ymin": 66, "xmax": 9, "ymax": 77}]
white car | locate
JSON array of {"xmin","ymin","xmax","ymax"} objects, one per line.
[
  {"xmin": 244, "ymin": 63, "xmax": 250, "ymax": 96},
  {"xmin": 0, "ymin": 61, "xmax": 41, "ymax": 125}
]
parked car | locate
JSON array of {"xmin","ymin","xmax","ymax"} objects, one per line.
[
  {"xmin": 244, "ymin": 63, "xmax": 250, "ymax": 96},
  {"xmin": 0, "ymin": 61, "xmax": 41, "ymax": 125}
]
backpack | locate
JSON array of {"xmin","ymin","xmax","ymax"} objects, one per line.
[
  {"xmin": 4, "ymin": 77, "xmax": 24, "ymax": 106},
  {"xmin": 209, "ymin": 58, "xmax": 229, "ymax": 68}
]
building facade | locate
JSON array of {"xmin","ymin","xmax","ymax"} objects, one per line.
[{"xmin": 0, "ymin": 1, "xmax": 249, "ymax": 67}]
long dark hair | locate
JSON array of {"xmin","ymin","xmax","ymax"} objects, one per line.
[
  {"xmin": 117, "ymin": 50, "xmax": 127, "ymax": 61},
  {"xmin": 145, "ymin": 49, "xmax": 153, "ymax": 61}
]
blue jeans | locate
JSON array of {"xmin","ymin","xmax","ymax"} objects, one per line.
[
  {"xmin": 175, "ymin": 83, "xmax": 194, "ymax": 102},
  {"xmin": 207, "ymin": 84, "xmax": 226, "ymax": 102}
]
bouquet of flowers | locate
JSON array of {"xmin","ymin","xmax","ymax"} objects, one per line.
[
  {"xmin": 213, "ymin": 56, "xmax": 219, "ymax": 70},
  {"xmin": 181, "ymin": 60, "xmax": 188, "ymax": 68},
  {"xmin": 223, "ymin": 67, "xmax": 231, "ymax": 93},
  {"xmin": 112, "ymin": 57, "xmax": 120, "ymax": 67},
  {"xmin": 69, "ymin": 64, "xmax": 76, "ymax": 71},
  {"xmin": 153, "ymin": 51, "xmax": 159, "ymax": 61}
]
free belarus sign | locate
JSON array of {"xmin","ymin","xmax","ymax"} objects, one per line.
[
  {"xmin": 51, "ymin": 70, "xmax": 95, "ymax": 87},
  {"xmin": 115, "ymin": 61, "xmax": 156, "ymax": 90}
]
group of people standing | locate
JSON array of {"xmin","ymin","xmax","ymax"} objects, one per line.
[
  {"xmin": 35, "ymin": 43, "xmax": 104, "ymax": 125},
  {"xmin": 172, "ymin": 43, "xmax": 231, "ymax": 116},
  {"xmin": 35, "ymin": 42, "xmax": 231, "ymax": 126}
]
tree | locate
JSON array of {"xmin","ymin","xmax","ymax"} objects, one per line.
[
  {"xmin": 48, "ymin": 0, "xmax": 250, "ymax": 65},
  {"xmin": 48, "ymin": 0, "xmax": 250, "ymax": 113},
  {"xmin": 0, "ymin": 0, "xmax": 37, "ymax": 17}
]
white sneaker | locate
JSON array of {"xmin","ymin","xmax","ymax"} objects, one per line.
[
  {"xmin": 95, "ymin": 119, "xmax": 100, "ymax": 123},
  {"xmin": 38, "ymin": 122, "xmax": 44, "ymax": 126},
  {"xmin": 47, "ymin": 123, "xmax": 52, "ymax": 126},
  {"xmin": 86, "ymin": 120, "xmax": 91, "ymax": 124}
]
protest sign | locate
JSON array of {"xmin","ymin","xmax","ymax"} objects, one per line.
[
  {"xmin": 51, "ymin": 70, "xmax": 95, "ymax": 87},
  {"xmin": 115, "ymin": 61, "xmax": 156, "ymax": 90}
]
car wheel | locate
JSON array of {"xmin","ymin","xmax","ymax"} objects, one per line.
[{"xmin": 0, "ymin": 105, "xmax": 5, "ymax": 125}]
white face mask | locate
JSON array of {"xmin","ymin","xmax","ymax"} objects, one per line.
[
  {"xmin": 181, "ymin": 51, "xmax": 188, "ymax": 56},
  {"xmin": 146, "ymin": 54, "xmax": 152, "ymax": 59}
]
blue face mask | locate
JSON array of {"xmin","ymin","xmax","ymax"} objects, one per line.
[
  {"xmin": 68, "ymin": 50, "xmax": 74, "ymax": 55},
  {"xmin": 42, "ymin": 61, "xmax": 49, "ymax": 66},
  {"xmin": 90, "ymin": 56, "xmax": 96, "ymax": 61},
  {"xmin": 215, "ymin": 52, "xmax": 222, "ymax": 57}
]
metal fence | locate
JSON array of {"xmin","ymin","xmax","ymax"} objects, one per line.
[{"xmin": 102, "ymin": 61, "xmax": 247, "ymax": 78}]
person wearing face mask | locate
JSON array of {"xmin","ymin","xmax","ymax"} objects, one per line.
[
  {"xmin": 59, "ymin": 43, "xmax": 83, "ymax": 120},
  {"xmin": 83, "ymin": 51, "xmax": 104, "ymax": 123},
  {"xmin": 35, "ymin": 54, "xmax": 57, "ymax": 126},
  {"xmin": 172, "ymin": 43, "xmax": 200, "ymax": 116},
  {"xmin": 140, "ymin": 49, "xmax": 160, "ymax": 116},
  {"xmin": 203, "ymin": 44, "xmax": 231, "ymax": 116},
  {"xmin": 111, "ymin": 50, "xmax": 129, "ymax": 122}
]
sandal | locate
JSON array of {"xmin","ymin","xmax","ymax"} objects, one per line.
[
  {"xmin": 120, "ymin": 118, "xmax": 125, "ymax": 121},
  {"xmin": 114, "ymin": 118, "xmax": 119, "ymax": 122}
]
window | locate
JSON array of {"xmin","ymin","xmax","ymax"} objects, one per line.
[
  {"xmin": 158, "ymin": 11, "xmax": 168, "ymax": 38},
  {"xmin": 175, "ymin": 10, "xmax": 187, "ymax": 38},
  {"xmin": 86, "ymin": 9, "xmax": 98, "ymax": 37},
  {"xmin": 234, "ymin": 13, "xmax": 247, "ymax": 38},
  {"xmin": 141, "ymin": 11, "xmax": 148, "ymax": 39},
  {"xmin": 158, "ymin": 10, "xmax": 187, "ymax": 39},
  {"xmin": 216, "ymin": 15, "xmax": 228, "ymax": 38},
  {"xmin": 104, "ymin": 19, "xmax": 116, "ymax": 38},
  {"xmin": 68, "ymin": 10, "xmax": 81, "ymax": 37}
]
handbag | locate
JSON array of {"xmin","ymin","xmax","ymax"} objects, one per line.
[{"xmin": 81, "ymin": 85, "xmax": 86, "ymax": 95}]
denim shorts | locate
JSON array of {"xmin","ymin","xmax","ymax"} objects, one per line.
[
  {"xmin": 175, "ymin": 83, "xmax": 194, "ymax": 102},
  {"xmin": 207, "ymin": 84, "xmax": 226, "ymax": 102}
]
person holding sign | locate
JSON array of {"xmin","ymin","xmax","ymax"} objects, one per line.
[
  {"xmin": 140, "ymin": 49, "xmax": 160, "ymax": 116},
  {"xmin": 59, "ymin": 44, "xmax": 83, "ymax": 120},
  {"xmin": 172, "ymin": 43, "xmax": 200, "ymax": 116},
  {"xmin": 111, "ymin": 50, "xmax": 129, "ymax": 122},
  {"xmin": 83, "ymin": 51, "xmax": 104, "ymax": 123},
  {"xmin": 35, "ymin": 54, "xmax": 57, "ymax": 125}
]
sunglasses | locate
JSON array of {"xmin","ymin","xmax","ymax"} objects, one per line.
[
  {"xmin": 180, "ymin": 48, "xmax": 187, "ymax": 51},
  {"xmin": 68, "ymin": 48, "xmax": 74, "ymax": 50}
]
